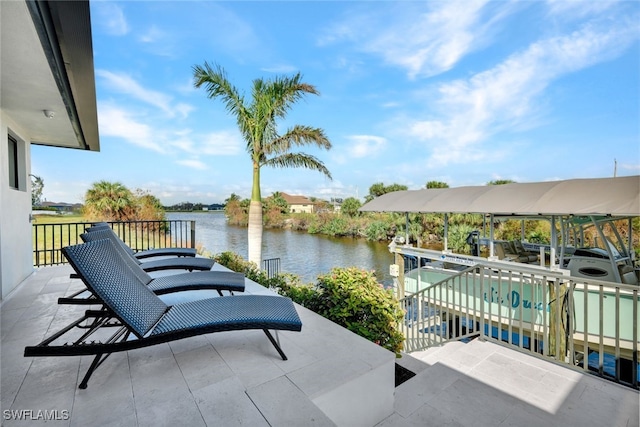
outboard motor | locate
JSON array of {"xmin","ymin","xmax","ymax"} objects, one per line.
[{"xmin": 466, "ymin": 230, "xmax": 480, "ymax": 257}]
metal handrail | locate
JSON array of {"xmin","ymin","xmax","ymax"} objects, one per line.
[
  {"xmin": 262, "ymin": 258, "xmax": 281, "ymax": 279},
  {"xmin": 399, "ymin": 259, "xmax": 639, "ymax": 389},
  {"xmin": 33, "ymin": 220, "xmax": 196, "ymax": 267}
]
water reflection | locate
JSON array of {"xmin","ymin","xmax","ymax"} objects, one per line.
[{"xmin": 168, "ymin": 212, "xmax": 394, "ymax": 285}]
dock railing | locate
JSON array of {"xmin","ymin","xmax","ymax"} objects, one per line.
[
  {"xmin": 396, "ymin": 246, "xmax": 639, "ymax": 389},
  {"xmin": 33, "ymin": 220, "xmax": 196, "ymax": 267}
]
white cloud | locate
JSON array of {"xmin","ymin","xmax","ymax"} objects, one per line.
[
  {"xmin": 261, "ymin": 65, "xmax": 299, "ymax": 74},
  {"xmin": 176, "ymin": 159, "xmax": 208, "ymax": 170},
  {"xmin": 174, "ymin": 103, "xmax": 195, "ymax": 119},
  {"xmin": 319, "ymin": 1, "xmax": 516, "ymax": 79},
  {"xmin": 93, "ymin": 3, "xmax": 128, "ymax": 36},
  {"xmin": 175, "ymin": 77, "xmax": 197, "ymax": 95},
  {"xmin": 370, "ymin": 1, "xmax": 489, "ymax": 78},
  {"xmin": 97, "ymin": 101, "xmax": 242, "ymax": 160},
  {"xmin": 139, "ymin": 25, "xmax": 165, "ymax": 43},
  {"xmin": 620, "ymin": 162, "xmax": 640, "ymax": 172},
  {"xmin": 546, "ymin": 0, "xmax": 618, "ymax": 18},
  {"xmin": 346, "ymin": 135, "xmax": 387, "ymax": 158},
  {"xmin": 98, "ymin": 105, "xmax": 164, "ymax": 153},
  {"xmin": 200, "ymin": 131, "xmax": 244, "ymax": 156},
  {"xmin": 405, "ymin": 19, "xmax": 640, "ymax": 167},
  {"xmin": 96, "ymin": 70, "xmax": 192, "ymax": 119},
  {"xmin": 136, "ymin": 24, "xmax": 182, "ymax": 58}
]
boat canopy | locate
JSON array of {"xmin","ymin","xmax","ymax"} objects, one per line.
[{"xmin": 359, "ymin": 176, "xmax": 640, "ymax": 217}]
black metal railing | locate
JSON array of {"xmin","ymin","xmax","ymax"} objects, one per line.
[
  {"xmin": 33, "ymin": 220, "xmax": 196, "ymax": 267},
  {"xmin": 262, "ymin": 257, "xmax": 281, "ymax": 278}
]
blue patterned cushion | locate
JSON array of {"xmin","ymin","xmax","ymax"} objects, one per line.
[
  {"xmin": 81, "ymin": 229, "xmax": 152, "ymax": 283},
  {"xmin": 151, "ymin": 295, "xmax": 302, "ymax": 336},
  {"xmin": 148, "ymin": 271, "xmax": 245, "ymax": 294},
  {"xmin": 63, "ymin": 239, "xmax": 167, "ymax": 337}
]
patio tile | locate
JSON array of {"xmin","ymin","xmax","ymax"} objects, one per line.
[
  {"xmin": 135, "ymin": 393, "xmax": 205, "ymax": 427},
  {"xmin": 129, "ymin": 355, "xmax": 192, "ymax": 408},
  {"xmin": 70, "ymin": 369, "xmax": 136, "ymax": 427},
  {"xmin": 173, "ymin": 343, "xmax": 236, "ymax": 391},
  {"xmin": 7, "ymin": 357, "xmax": 78, "ymax": 424},
  {"xmin": 392, "ymin": 363, "xmax": 465, "ymax": 418},
  {"xmin": 287, "ymin": 356, "xmax": 371, "ymax": 398},
  {"xmin": 397, "ymin": 402, "xmax": 467, "ymax": 427},
  {"xmin": 193, "ymin": 376, "xmax": 270, "ymax": 427},
  {"xmin": 374, "ymin": 412, "xmax": 414, "ymax": 427},
  {"xmin": 425, "ymin": 376, "xmax": 518, "ymax": 427},
  {"xmin": 247, "ymin": 375, "xmax": 336, "ymax": 426}
]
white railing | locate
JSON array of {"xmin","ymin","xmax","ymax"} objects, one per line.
[{"xmin": 395, "ymin": 247, "xmax": 639, "ymax": 389}]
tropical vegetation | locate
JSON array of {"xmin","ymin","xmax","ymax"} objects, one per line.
[
  {"xmin": 193, "ymin": 62, "xmax": 332, "ymax": 267},
  {"xmin": 30, "ymin": 174, "xmax": 44, "ymax": 206},
  {"xmin": 214, "ymin": 251, "xmax": 405, "ymax": 354},
  {"xmin": 83, "ymin": 181, "xmax": 165, "ymax": 222}
]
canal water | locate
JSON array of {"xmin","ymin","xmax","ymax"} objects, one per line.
[{"xmin": 168, "ymin": 211, "xmax": 395, "ymax": 285}]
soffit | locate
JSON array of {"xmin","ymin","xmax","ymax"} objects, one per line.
[{"xmin": 0, "ymin": 0, "xmax": 99, "ymax": 151}]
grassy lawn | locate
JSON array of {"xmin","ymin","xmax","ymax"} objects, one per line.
[
  {"xmin": 32, "ymin": 214, "xmax": 91, "ymax": 265},
  {"xmin": 32, "ymin": 215, "xmax": 194, "ymax": 266},
  {"xmin": 32, "ymin": 213, "xmax": 88, "ymax": 225}
]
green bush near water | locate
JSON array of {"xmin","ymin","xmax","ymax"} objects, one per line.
[
  {"xmin": 312, "ymin": 267, "xmax": 405, "ymax": 355},
  {"xmin": 214, "ymin": 251, "xmax": 405, "ymax": 355}
]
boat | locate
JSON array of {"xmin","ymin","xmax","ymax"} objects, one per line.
[
  {"xmin": 361, "ymin": 176, "xmax": 640, "ymax": 385},
  {"xmin": 361, "ymin": 176, "xmax": 639, "ymax": 287}
]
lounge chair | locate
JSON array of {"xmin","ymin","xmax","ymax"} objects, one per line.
[
  {"xmin": 85, "ymin": 223, "xmax": 197, "ymax": 259},
  {"xmin": 80, "ymin": 229, "xmax": 213, "ymax": 272},
  {"xmin": 25, "ymin": 239, "xmax": 303, "ymax": 389},
  {"xmin": 59, "ymin": 239, "xmax": 245, "ymax": 305}
]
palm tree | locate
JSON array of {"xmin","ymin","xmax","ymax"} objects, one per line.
[
  {"xmin": 84, "ymin": 181, "xmax": 135, "ymax": 221},
  {"xmin": 193, "ymin": 62, "xmax": 332, "ymax": 266}
]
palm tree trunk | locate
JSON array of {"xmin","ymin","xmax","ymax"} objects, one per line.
[
  {"xmin": 248, "ymin": 162, "xmax": 262, "ymax": 267},
  {"xmin": 248, "ymin": 200, "xmax": 262, "ymax": 267}
]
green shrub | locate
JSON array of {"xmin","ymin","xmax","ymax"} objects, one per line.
[
  {"xmin": 321, "ymin": 216, "xmax": 350, "ymax": 236},
  {"xmin": 340, "ymin": 197, "xmax": 362, "ymax": 217},
  {"xmin": 447, "ymin": 223, "xmax": 476, "ymax": 253},
  {"xmin": 313, "ymin": 267, "xmax": 404, "ymax": 355},
  {"xmin": 365, "ymin": 220, "xmax": 389, "ymax": 241},
  {"xmin": 214, "ymin": 252, "xmax": 405, "ymax": 355},
  {"xmin": 214, "ymin": 251, "xmax": 271, "ymax": 287}
]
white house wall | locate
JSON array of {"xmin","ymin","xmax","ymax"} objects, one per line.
[{"xmin": 0, "ymin": 111, "xmax": 34, "ymax": 300}]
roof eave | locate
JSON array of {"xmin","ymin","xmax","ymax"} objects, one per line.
[{"xmin": 27, "ymin": 0, "xmax": 99, "ymax": 151}]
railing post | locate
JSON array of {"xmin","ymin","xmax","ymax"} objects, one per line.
[
  {"xmin": 395, "ymin": 251, "xmax": 405, "ymax": 300},
  {"xmin": 190, "ymin": 221, "xmax": 196, "ymax": 249}
]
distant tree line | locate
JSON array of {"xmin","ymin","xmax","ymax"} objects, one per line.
[
  {"xmin": 220, "ymin": 179, "xmax": 543, "ymax": 253},
  {"xmin": 164, "ymin": 202, "xmax": 224, "ymax": 211}
]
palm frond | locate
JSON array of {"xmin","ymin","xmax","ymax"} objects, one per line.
[
  {"xmin": 193, "ymin": 62, "xmax": 253, "ymax": 145},
  {"xmin": 266, "ymin": 125, "xmax": 331, "ymax": 156},
  {"xmin": 263, "ymin": 153, "xmax": 333, "ymax": 180}
]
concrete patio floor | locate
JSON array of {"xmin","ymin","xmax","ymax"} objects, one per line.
[{"xmin": 1, "ymin": 264, "xmax": 638, "ymax": 426}]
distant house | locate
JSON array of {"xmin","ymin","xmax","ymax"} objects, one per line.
[
  {"xmin": 39, "ymin": 201, "xmax": 82, "ymax": 213},
  {"xmin": 280, "ymin": 192, "xmax": 315, "ymax": 213}
]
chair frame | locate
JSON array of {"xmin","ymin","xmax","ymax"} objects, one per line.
[{"xmin": 25, "ymin": 239, "xmax": 302, "ymax": 389}]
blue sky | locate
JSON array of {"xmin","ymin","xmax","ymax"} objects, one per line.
[{"xmin": 32, "ymin": 0, "xmax": 640, "ymax": 205}]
